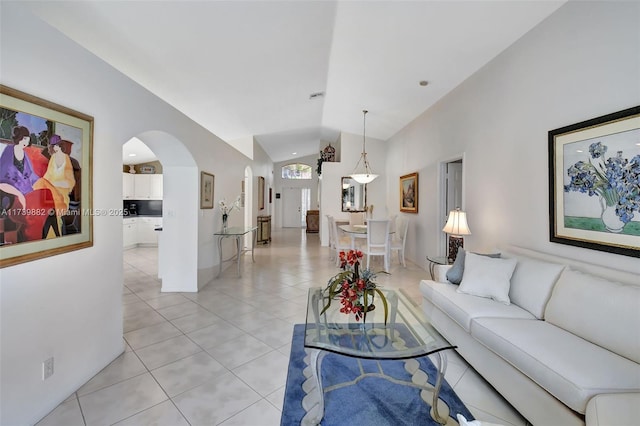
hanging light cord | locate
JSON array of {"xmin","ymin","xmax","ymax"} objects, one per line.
[{"xmin": 353, "ymin": 110, "xmax": 373, "ymax": 175}]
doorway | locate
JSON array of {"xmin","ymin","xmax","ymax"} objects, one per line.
[
  {"xmin": 440, "ymin": 157, "xmax": 464, "ymax": 254},
  {"xmin": 282, "ymin": 187, "xmax": 310, "ymax": 228}
]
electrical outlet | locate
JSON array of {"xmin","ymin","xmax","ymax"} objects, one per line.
[{"xmin": 42, "ymin": 357, "xmax": 54, "ymax": 380}]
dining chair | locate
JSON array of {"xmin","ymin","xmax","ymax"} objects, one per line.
[
  {"xmin": 362, "ymin": 219, "xmax": 390, "ymax": 272},
  {"xmin": 390, "ymin": 217, "xmax": 409, "ymax": 267},
  {"xmin": 388, "ymin": 214, "xmax": 398, "ymax": 234},
  {"xmin": 330, "ymin": 216, "xmax": 353, "ymax": 266},
  {"xmin": 349, "ymin": 212, "xmax": 365, "ymax": 226},
  {"xmin": 326, "ymin": 215, "xmax": 335, "ymax": 260}
]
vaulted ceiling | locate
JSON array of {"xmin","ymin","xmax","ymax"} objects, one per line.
[{"xmin": 27, "ymin": 1, "xmax": 565, "ymax": 163}]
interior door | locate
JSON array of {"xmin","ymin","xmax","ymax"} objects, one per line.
[
  {"xmin": 443, "ymin": 160, "xmax": 464, "ymax": 253},
  {"xmin": 446, "ymin": 162, "xmax": 463, "ymax": 214},
  {"xmin": 283, "ymin": 187, "xmax": 302, "ymax": 228}
]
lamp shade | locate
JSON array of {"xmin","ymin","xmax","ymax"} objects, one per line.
[
  {"xmin": 442, "ymin": 209, "xmax": 471, "ymax": 236},
  {"xmin": 350, "ymin": 110, "xmax": 378, "ymax": 184},
  {"xmin": 350, "ymin": 173, "xmax": 378, "ymax": 184}
]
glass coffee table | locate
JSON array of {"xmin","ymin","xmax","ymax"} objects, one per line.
[{"xmin": 304, "ymin": 287, "xmax": 456, "ymax": 425}]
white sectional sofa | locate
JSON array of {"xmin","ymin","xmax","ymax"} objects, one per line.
[{"xmin": 420, "ymin": 246, "xmax": 640, "ymax": 426}]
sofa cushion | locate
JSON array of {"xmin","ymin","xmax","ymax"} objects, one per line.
[
  {"xmin": 586, "ymin": 392, "xmax": 640, "ymax": 426},
  {"xmin": 419, "ymin": 280, "xmax": 534, "ymax": 332},
  {"xmin": 471, "ymin": 317, "xmax": 640, "ymax": 414},
  {"xmin": 507, "ymin": 256, "xmax": 565, "ymax": 319},
  {"xmin": 457, "ymin": 253, "xmax": 517, "ymax": 304},
  {"xmin": 545, "ymin": 268, "xmax": 640, "ymax": 364},
  {"xmin": 445, "ymin": 249, "xmax": 502, "ymax": 284}
]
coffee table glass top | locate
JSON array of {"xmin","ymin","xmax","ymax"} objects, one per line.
[{"xmin": 304, "ymin": 287, "xmax": 455, "ymax": 360}]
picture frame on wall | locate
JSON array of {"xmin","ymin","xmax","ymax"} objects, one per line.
[
  {"xmin": 548, "ymin": 105, "xmax": 640, "ymax": 258},
  {"xmin": 0, "ymin": 85, "xmax": 94, "ymax": 268},
  {"xmin": 258, "ymin": 176, "xmax": 265, "ymax": 210},
  {"xmin": 200, "ymin": 172, "xmax": 215, "ymax": 209},
  {"xmin": 400, "ymin": 172, "xmax": 418, "ymax": 213}
]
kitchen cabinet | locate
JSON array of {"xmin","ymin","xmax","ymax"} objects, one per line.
[
  {"xmin": 137, "ymin": 217, "xmax": 162, "ymax": 246},
  {"xmin": 123, "ymin": 173, "xmax": 163, "ymax": 200},
  {"xmin": 149, "ymin": 175, "xmax": 163, "ymax": 199},
  {"xmin": 123, "ymin": 217, "xmax": 162, "ymax": 248},
  {"xmin": 123, "ymin": 218, "xmax": 138, "ymax": 249},
  {"xmin": 123, "ymin": 173, "xmax": 135, "ymax": 199},
  {"xmin": 133, "ymin": 174, "xmax": 152, "ymax": 199}
]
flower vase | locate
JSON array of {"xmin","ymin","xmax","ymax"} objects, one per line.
[
  {"xmin": 358, "ymin": 291, "xmax": 375, "ymax": 322},
  {"xmin": 222, "ymin": 214, "xmax": 228, "ymax": 230},
  {"xmin": 600, "ymin": 199, "xmax": 624, "ymax": 233}
]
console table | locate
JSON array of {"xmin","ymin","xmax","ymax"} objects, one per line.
[
  {"xmin": 214, "ymin": 226, "xmax": 257, "ymax": 277},
  {"xmin": 257, "ymin": 215, "xmax": 271, "ymax": 244},
  {"xmin": 306, "ymin": 210, "xmax": 319, "ymax": 233}
]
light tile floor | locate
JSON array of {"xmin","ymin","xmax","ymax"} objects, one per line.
[{"xmin": 37, "ymin": 228, "xmax": 528, "ymax": 426}]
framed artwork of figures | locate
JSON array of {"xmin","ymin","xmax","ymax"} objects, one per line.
[{"xmin": 0, "ymin": 85, "xmax": 93, "ymax": 268}]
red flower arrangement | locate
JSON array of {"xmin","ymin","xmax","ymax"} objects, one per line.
[{"xmin": 321, "ymin": 250, "xmax": 388, "ymax": 323}]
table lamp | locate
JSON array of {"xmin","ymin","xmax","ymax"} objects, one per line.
[{"xmin": 442, "ymin": 208, "xmax": 471, "ymax": 263}]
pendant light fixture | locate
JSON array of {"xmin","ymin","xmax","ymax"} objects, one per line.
[{"xmin": 350, "ymin": 109, "xmax": 378, "ymax": 184}]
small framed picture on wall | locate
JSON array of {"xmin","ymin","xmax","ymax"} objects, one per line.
[
  {"xmin": 200, "ymin": 172, "xmax": 214, "ymax": 209},
  {"xmin": 400, "ymin": 172, "xmax": 418, "ymax": 213}
]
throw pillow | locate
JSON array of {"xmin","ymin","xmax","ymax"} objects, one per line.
[
  {"xmin": 445, "ymin": 249, "xmax": 466, "ymax": 284},
  {"xmin": 457, "ymin": 252, "xmax": 518, "ymax": 304},
  {"xmin": 446, "ymin": 249, "xmax": 502, "ymax": 285}
]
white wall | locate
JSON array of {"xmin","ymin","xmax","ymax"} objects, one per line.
[
  {"xmin": 0, "ymin": 4, "xmax": 271, "ymax": 425},
  {"xmin": 252, "ymin": 140, "xmax": 274, "ymax": 221},
  {"xmin": 385, "ymin": 0, "xmax": 640, "ymax": 275}
]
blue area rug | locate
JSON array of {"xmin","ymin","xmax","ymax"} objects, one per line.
[{"xmin": 281, "ymin": 324, "xmax": 474, "ymax": 425}]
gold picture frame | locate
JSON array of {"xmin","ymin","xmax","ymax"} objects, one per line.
[
  {"xmin": 400, "ymin": 172, "xmax": 418, "ymax": 213},
  {"xmin": 1, "ymin": 85, "xmax": 94, "ymax": 268},
  {"xmin": 200, "ymin": 172, "xmax": 214, "ymax": 209},
  {"xmin": 258, "ymin": 176, "xmax": 265, "ymax": 210}
]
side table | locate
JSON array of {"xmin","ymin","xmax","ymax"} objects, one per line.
[{"xmin": 426, "ymin": 256, "xmax": 451, "ymax": 280}]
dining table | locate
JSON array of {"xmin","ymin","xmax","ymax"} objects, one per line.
[{"xmin": 338, "ymin": 223, "xmax": 394, "ymax": 250}]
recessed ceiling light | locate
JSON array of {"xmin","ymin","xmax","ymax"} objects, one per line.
[
  {"xmin": 419, "ymin": 80, "xmax": 429, "ymax": 87},
  {"xmin": 576, "ymin": 150, "xmax": 583, "ymax": 153},
  {"xmin": 292, "ymin": 152, "xmax": 297, "ymax": 155},
  {"xmin": 128, "ymin": 153, "xmax": 137, "ymax": 157}
]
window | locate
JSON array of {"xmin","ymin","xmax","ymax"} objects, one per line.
[{"xmin": 281, "ymin": 163, "xmax": 312, "ymax": 179}]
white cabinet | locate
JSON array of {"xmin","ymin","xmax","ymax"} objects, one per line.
[
  {"xmin": 137, "ymin": 217, "xmax": 162, "ymax": 246},
  {"xmin": 123, "ymin": 173, "xmax": 135, "ymax": 199},
  {"xmin": 149, "ymin": 174, "xmax": 163, "ymax": 200},
  {"xmin": 123, "ymin": 218, "xmax": 138, "ymax": 248},
  {"xmin": 133, "ymin": 174, "xmax": 152, "ymax": 199},
  {"xmin": 123, "ymin": 173, "xmax": 163, "ymax": 200},
  {"xmin": 123, "ymin": 217, "xmax": 162, "ymax": 248}
]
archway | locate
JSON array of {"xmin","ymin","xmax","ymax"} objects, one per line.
[{"xmin": 124, "ymin": 130, "xmax": 199, "ymax": 292}]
